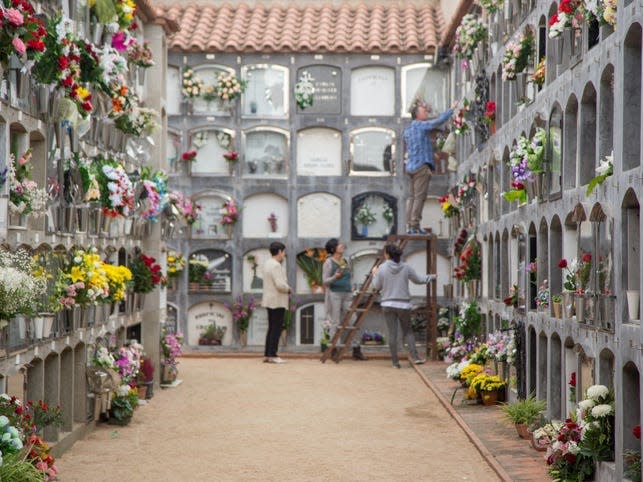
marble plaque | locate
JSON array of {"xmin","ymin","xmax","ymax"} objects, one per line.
[
  {"xmin": 242, "ymin": 193, "xmax": 288, "ymax": 238},
  {"xmin": 187, "ymin": 301, "xmax": 233, "ymax": 346},
  {"xmin": 191, "ymin": 195, "xmax": 230, "ymax": 239},
  {"xmin": 297, "ymin": 65, "xmax": 341, "ymax": 114},
  {"xmin": 350, "ymin": 66, "xmax": 395, "ymax": 116},
  {"xmin": 248, "ymin": 308, "xmax": 269, "ymax": 345},
  {"xmin": 297, "ymin": 193, "xmax": 341, "ymax": 239},
  {"xmin": 296, "ymin": 128, "xmax": 342, "ymax": 176},
  {"xmin": 243, "ymin": 65, "xmax": 288, "ymax": 116},
  {"xmin": 244, "ymin": 129, "xmax": 287, "ymax": 176},
  {"xmin": 190, "ymin": 130, "xmax": 233, "ymax": 175}
]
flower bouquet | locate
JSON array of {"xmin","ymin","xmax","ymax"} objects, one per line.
[
  {"xmin": 127, "ymin": 39, "xmax": 154, "ymax": 68},
  {"xmin": 223, "ymin": 150, "xmax": 239, "ymax": 164},
  {"xmin": 0, "ymin": 249, "xmax": 47, "ymax": 326},
  {"xmin": 226, "ymin": 295, "xmax": 256, "ymax": 332},
  {"xmin": 166, "ymin": 251, "xmax": 186, "ymax": 278},
  {"xmin": 0, "ymin": 0, "xmax": 46, "ymax": 68},
  {"xmin": 355, "ymin": 203, "xmax": 376, "ymax": 226},
  {"xmin": 586, "ymin": 151, "xmax": 613, "ymax": 195},
  {"xmin": 181, "ymin": 150, "xmax": 197, "ymax": 163},
  {"xmin": 454, "ymin": 299, "xmax": 481, "ymax": 339},
  {"xmin": 532, "ymin": 57, "xmax": 546, "ymax": 85},
  {"xmin": 8, "ymin": 150, "xmax": 48, "ymax": 217},
  {"xmin": 220, "ymin": 199, "xmax": 239, "ymax": 226},
  {"xmin": 182, "ymin": 67, "xmax": 203, "ymax": 98},
  {"xmin": 210, "ymin": 71, "xmax": 246, "ymax": 103},
  {"xmin": 454, "ymin": 239, "xmax": 481, "ymax": 283},
  {"xmin": 198, "ymin": 323, "xmax": 227, "ymax": 345},
  {"xmin": 295, "ymin": 71, "xmax": 315, "ymax": 109},
  {"xmin": 453, "ymin": 107, "xmax": 470, "ymax": 135},
  {"xmin": 129, "ymin": 250, "xmax": 163, "ymax": 294},
  {"xmin": 438, "ymin": 193, "xmax": 460, "ymax": 218},
  {"xmin": 103, "ymin": 263, "xmax": 132, "ymax": 303},
  {"xmin": 453, "ymin": 14, "xmax": 488, "ymax": 62},
  {"xmin": 296, "ymin": 248, "xmax": 328, "ymax": 289},
  {"xmin": 501, "ymin": 31, "xmax": 534, "ymax": 81},
  {"xmin": 503, "ymin": 284, "xmax": 521, "ymax": 308},
  {"xmin": 482, "ymin": 101, "xmax": 496, "ymax": 125},
  {"xmin": 479, "ymin": 0, "xmax": 503, "ymax": 13},
  {"xmin": 548, "ymin": 0, "xmax": 583, "ymax": 38},
  {"xmin": 168, "ymin": 190, "xmax": 202, "ymax": 225},
  {"xmin": 94, "ymin": 158, "xmax": 134, "ymax": 217},
  {"xmin": 583, "ymin": 0, "xmax": 616, "ymax": 26},
  {"xmin": 160, "ymin": 330, "xmax": 183, "ymax": 371},
  {"xmin": 55, "ymin": 247, "xmax": 110, "ymax": 308},
  {"xmin": 486, "ymin": 330, "xmax": 516, "ymax": 363},
  {"xmin": 535, "ymin": 279, "xmax": 550, "ymax": 309}
]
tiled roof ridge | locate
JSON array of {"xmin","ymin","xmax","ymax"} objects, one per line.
[{"xmin": 158, "ymin": 1, "xmax": 445, "ymax": 54}]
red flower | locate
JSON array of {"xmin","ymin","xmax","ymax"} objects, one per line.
[
  {"xmin": 548, "ymin": 13, "xmax": 559, "ymax": 27},
  {"xmin": 558, "ymin": 259, "xmax": 568, "ymax": 269},
  {"xmin": 582, "ymin": 253, "xmax": 592, "ymax": 263},
  {"xmin": 568, "ymin": 371, "xmax": 576, "ymax": 387},
  {"xmin": 81, "ymin": 101, "xmax": 93, "ymax": 112},
  {"xmin": 634, "ymin": 425, "xmax": 641, "ymax": 439},
  {"xmin": 58, "ymin": 56, "xmax": 70, "ymax": 70},
  {"xmin": 559, "ymin": 0, "xmax": 574, "ymax": 14},
  {"xmin": 511, "ymin": 181, "xmax": 525, "ymax": 190},
  {"xmin": 181, "ymin": 150, "xmax": 197, "ymax": 161}
]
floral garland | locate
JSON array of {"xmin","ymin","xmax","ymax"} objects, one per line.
[
  {"xmin": 454, "ymin": 14, "xmax": 487, "ymax": 63},
  {"xmin": 182, "ymin": 67, "xmax": 203, "ymax": 98},
  {"xmin": 294, "ymin": 71, "xmax": 315, "ymax": 109},
  {"xmin": 501, "ymin": 31, "xmax": 534, "ymax": 81}
]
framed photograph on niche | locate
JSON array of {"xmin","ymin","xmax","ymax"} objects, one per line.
[{"xmin": 351, "ymin": 192, "xmax": 397, "ymax": 240}]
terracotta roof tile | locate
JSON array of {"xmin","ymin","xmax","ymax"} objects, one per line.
[{"xmin": 157, "ymin": 2, "xmax": 444, "ymax": 54}]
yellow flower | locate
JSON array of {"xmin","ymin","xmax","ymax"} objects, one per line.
[
  {"xmin": 70, "ymin": 266, "xmax": 85, "ymax": 283},
  {"xmin": 76, "ymin": 86, "xmax": 91, "ymax": 101}
]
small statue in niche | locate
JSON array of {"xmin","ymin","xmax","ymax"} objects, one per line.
[
  {"xmin": 247, "ymin": 254, "xmax": 263, "ymax": 290},
  {"xmin": 248, "ymin": 160, "xmax": 258, "ymax": 173}
]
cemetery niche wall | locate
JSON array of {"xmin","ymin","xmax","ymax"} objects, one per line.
[{"xmin": 351, "ymin": 192, "xmax": 397, "ymax": 240}]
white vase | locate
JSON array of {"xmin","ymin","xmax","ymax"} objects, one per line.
[
  {"xmin": 626, "ymin": 290, "xmax": 640, "ymax": 321},
  {"xmin": 33, "ymin": 316, "xmax": 44, "ymax": 339}
]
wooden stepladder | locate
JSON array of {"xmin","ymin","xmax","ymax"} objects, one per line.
[{"xmin": 320, "ymin": 232, "xmax": 439, "ymax": 363}]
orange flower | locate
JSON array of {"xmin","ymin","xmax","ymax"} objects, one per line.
[
  {"xmin": 112, "ymin": 98, "xmax": 123, "ymax": 112},
  {"xmin": 120, "ymin": 86, "xmax": 128, "ymax": 96}
]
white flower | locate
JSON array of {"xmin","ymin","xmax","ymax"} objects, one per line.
[
  {"xmin": 591, "ymin": 404, "xmax": 613, "ymax": 418},
  {"xmin": 578, "ymin": 399, "xmax": 595, "ymax": 411},
  {"xmin": 117, "ymin": 384, "xmax": 130, "ymax": 397},
  {"xmin": 595, "ymin": 152, "xmax": 613, "ymax": 176},
  {"xmin": 586, "ymin": 384, "xmax": 609, "ymax": 401}
]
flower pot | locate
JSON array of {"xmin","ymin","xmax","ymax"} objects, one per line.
[
  {"xmin": 161, "ymin": 365, "xmax": 177, "ymax": 384},
  {"xmin": 136, "ymin": 385, "xmax": 147, "ymax": 400},
  {"xmin": 626, "ymin": 290, "xmax": 639, "ymax": 321},
  {"xmin": 33, "ymin": 316, "xmax": 44, "ymax": 340},
  {"xmin": 481, "ymin": 390, "xmax": 498, "ymax": 406},
  {"xmin": 552, "ymin": 301, "xmax": 562, "ymax": 319},
  {"xmin": 515, "ymin": 423, "xmax": 531, "ymax": 439},
  {"xmin": 224, "ymin": 224, "xmax": 233, "ymax": 239},
  {"xmin": 360, "ymin": 224, "xmax": 368, "ymax": 237},
  {"xmin": 531, "ymin": 433, "xmax": 548, "ymax": 452},
  {"xmin": 310, "ymin": 283, "xmax": 325, "ymax": 295},
  {"xmin": 239, "ymin": 330, "xmax": 248, "ymax": 347}
]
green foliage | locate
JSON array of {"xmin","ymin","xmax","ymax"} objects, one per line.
[
  {"xmin": 0, "ymin": 452, "xmax": 45, "ymax": 482},
  {"xmin": 501, "ymin": 395, "xmax": 546, "ymax": 425},
  {"xmin": 110, "ymin": 395, "xmax": 134, "ymax": 422}
]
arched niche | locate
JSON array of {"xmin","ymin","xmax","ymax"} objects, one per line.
[
  {"xmin": 242, "ymin": 193, "xmax": 288, "ymax": 238},
  {"xmin": 350, "ymin": 249, "xmax": 380, "ymax": 291},
  {"xmin": 487, "ymin": 235, "xmax": 494, "ymax": 301},
  {"xmin": 550, "ymin": 333, "xmax": 563, "ymax": 419},
  {"xmin": 599, "ymin": 64, "xmax": 614, "ymax": 161},
  {"xmin": 350, "ymin": 65, "xmax": 395, "ymax": 116},
  {"xmin": 621, "ymin": 189, "xmax": 640, "ymax": 316},
  {"xmin": 598, "ymin": 348, "xmax": 614, "ymax": 389},
  {"xmin": 496, "ymin": 64, "xmax": 504, "ymax": 127},
  {"xmin": 187, "ymin": 249, "xmax": 232, "ymax": 293},
  {"xmin": 528, "ymin": 325, "xmax": 537, "ymax": 396},
  {"xmin": 563, "ymin": 94, "xmax": 579, "ymax": 189},
  {"xmin": 548, "ymin": 103, "xmax": 563, "ymax": 194},
  {"xmin": 623, "ymin": 23, "xmax": 642, "ymax": 171},
  {"xmin": 622, "ymin": 361, "xmax": 641, "ymax": 452},
  {"xmin": 191, "ymin": 191, "xmax": 233, "ymax": 239},
  {"xmin": 579, "ymin": 83, "xmax": 598, "ymax": 187},
  {"xmin": 538, "ymin": 331, "xmax": 548, "ymax": 401},
  {"xmin": 191, "ymin": 64, "xmax": 235, "ymax": 115},
  {"xmin": 243, "ymin": 126, "xmax": 289, "ymax": 177},
  {"xmin": 550, "ymin": 215, "xmax": 563, "ymax": 301},
  {"xmin": 297, "ymin": 192, "xmax": 341, "ymax": 239},
  {"xmin": 243, "ymin": 248, "xmax": 271, "ymax": 293},
  {"xmin": 564, "ymin": 336, "xmax": 576, "ymax": 411},
  {"xmin": 536, "ymin": 15, "xmax": 547, "ymax": 90},
  {"xmin": 241, "ymin": 64, "xmax": 289, "ymax": 117},
  {"xmin": 166, "ymin": 65, "xmax": 182, "ymax": 115},
  {"xmin": 351, "ymin": 192, "xmax": 397, "ymax": 240},
  {"xmin": 528, "ymin": 222, "xmax": 538, "ymax": 309},
  {"xmin": 537, "ymin": 217, "xmax": 549, "ymax": 295},
  {"xmin": 501, "ymin": 229, "xmax": 509, "ymax": 301},
  {"xmin": 501, "ymin": 145, "xmax": 511, "ymax": 214},
  {"xmin": 296, "ymin": 127, "xmax": 342, "ymax": 176},
  {"xmin": 186, "ymin": 301, "xmax": 233, "ymax": 346},
  {"xmin": 188, "ymin": 128, "xmax": 235, "ymax": 175},
  {"xmin": 294, "ymin": 301, "xmax": 327, "ymax": 346}
]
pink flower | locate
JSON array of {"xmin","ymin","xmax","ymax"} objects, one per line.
[
  {"xmin": 12, "ymin": 36, "xmax": 26, "ymax": 55},
  {"xmin": 111, "ymin": 31, "xmax": 130, "ymax": 52},
  {"xmin": 5, "ymin": 8, "xmax": 24, "ymax": 26}
]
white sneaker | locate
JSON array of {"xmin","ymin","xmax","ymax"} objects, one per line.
[
  {"xmin": 413, "ymin": 358, "xmax": 427, "ymax": 365},
  {"xmin": 269, "ymin": 357, "xmax": 287, "ymax": 364}
]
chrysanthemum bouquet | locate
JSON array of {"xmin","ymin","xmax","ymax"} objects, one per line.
[
  {"xmin": 166, "ymin": 251, "xmax": 186, "ymax": 278},
  {"xmin": 103, "ymin": 263, "xmax": 132, "ymax": 303},
  {"xmin": 182, "ymin": 67, "xmax": 203, "ymax": 99},
  {"xmin": 211, "ymin": 71, "xmax": 246, "ymax": 102}
]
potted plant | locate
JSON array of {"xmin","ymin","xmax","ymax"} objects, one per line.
[
  {"xmin": 226, "ymin": 295, "xmax": 256, "ymax": 346},
  {"xmin": 501, "ymin": 395, "xmax": 547, "ymax": 439},
  {"xmin": 160, "ymin": 330, "xmax": 183, "ymax": 383},
  {"xmin": 198, "ymin": 323, "xmax": 227, "ymax": 345},
  {"xmin": 470, "ymin": 373, "xmax": 507, "ymax": 406},
  {"xmin": 551, "ymin": 294, "xmax": 563, "ymax": 318},
  {"xmin": 138, "ymin": 355, "xmax": 154, "ymax": 400},
  {"xmin": 108, "ymin": 385, "xmax": 137, "ymax": 425}
]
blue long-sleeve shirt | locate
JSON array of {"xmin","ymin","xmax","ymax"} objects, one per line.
[{"xmin": 403, "ymin": 109, "xmax": 453, "ymax": 174}]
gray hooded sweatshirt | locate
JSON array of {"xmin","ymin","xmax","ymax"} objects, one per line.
[{"xmin": 371, "ymin": 260, "xmax": 430, "ymax": 304}]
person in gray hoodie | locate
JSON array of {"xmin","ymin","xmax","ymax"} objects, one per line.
[{"xmin": 371, "ymin": 244, "xmax": 435, "ymax": 368}]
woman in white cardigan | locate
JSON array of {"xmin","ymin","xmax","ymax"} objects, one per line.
[{"xmin": 261, "ymin": 241, "xmax": 291, "ymax": 363}]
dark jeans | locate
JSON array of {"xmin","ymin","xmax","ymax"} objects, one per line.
[{"xmin": 265, "ymin": 307, "xmax": 285, "ymax": 357}]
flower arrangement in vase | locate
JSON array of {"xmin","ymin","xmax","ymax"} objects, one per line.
[
  {"xmin": 486, "ymin": 330, "xmax": 516, "ymax": 365},
  {"xmin": 583, "ymin": 0, "xmax": 616, "ymax": 26},
  {"xmin": 182, "ymin": 67, "xmax": 203, "ymax": 99},
  {"xmin": 296, "ymin": 248, "xmax": 328, "ymax": 290},
  {"xmin": 438, "ymin": 193, "xmax": 461, "ymax": 218},
  {"xmin": 210, "ymin": 71, "xmax": 247, "ymax": 103},
  {"xmin": 453, "ymin": 102, "xmax": 470, "ymax": 135},
  {"xmin": 548, "ymin": 0, "xmax": 583, "ymax": 38},
  {"xmin": 166, "ymin": 251, "xmax": 186, "ymax": 279},
  {"xmin": 453, "ymin": 14, "xmax": 488, "ymax": 63},
  {"xmin": 501, "ymin": 30, "xmax": 534, "ymax": 81},
  {"xmin": 0, "ymin": 249, "xmax": 47, "ymax": 329},
  {"xmin": 129, "ymin": 250, "xmax": 164, "ymax": 294},
  {"xmin": 454, "ymin": 299, "xmax": 481, "ymax": 339},
  {"xmin": 454, "ymin": 238, "xmax": 481, "ymax": 283},
  {"xmin": 220, "ymin": 200, "xmax": 239, "ymax": 237},
  {"xmin": 8, "ymin": 150, "xmax": 48, "ymax": 217},
  {"xmin": 160, "ymin": 330, "xmax": 183, "ymax": 379},
  {"xmin": 503, "ymin": 284, "xmax": 521, "ymax": 308},
  {"xmin": 102, "ymin": 263, "xmax": 133, "ymax": 303},
  {"xmin": 535, "ymin": 279, "xmax": 550, "ymax": 310},
  {"xmin": 168, "ymin": 190, "xmax": 202, "ymax": 225},
  {"xmin": 127, "ymin": 39, "xmax": 154, "ymax": 68},
  {"xmin": 294, "ymin": 71, "xmax": 315, "ymax": 109},
  {"xmin": 226, "ymin": 295, "xmax": 256, "ymax": 333},
  {"xmin": 198, "ymin": 323, "xmax": 227, "ymax": 345},
  {"xmin": 0, "ymin": 0, "xmax": 47, "ymax": 68},
  {"xmin": 503, "ymin": 128, "xmax": 546, "ymax": 204},
  {"xmin": 55, "ymin": 247, "xmax": 110, "ymax": 308},
  {"xmin": 94, "ymin": 157, "xmax": 134, "ymax": 217},
  {"xmin": 181, "ymin": 150, "xmax": 197, "ymax": 163},
  {"xmin": 532, "ymin": 57, "xmax": 546, "ymax": 85}
]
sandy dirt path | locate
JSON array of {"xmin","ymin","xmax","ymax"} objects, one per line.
[{"xmin": 56, "ymin": 358, "xmax": 499, "ymax": 481}]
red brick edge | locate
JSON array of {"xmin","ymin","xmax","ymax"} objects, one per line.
[{"xmin": 412, "ymin": 364, "xmax": 513, "ymax": 482}]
